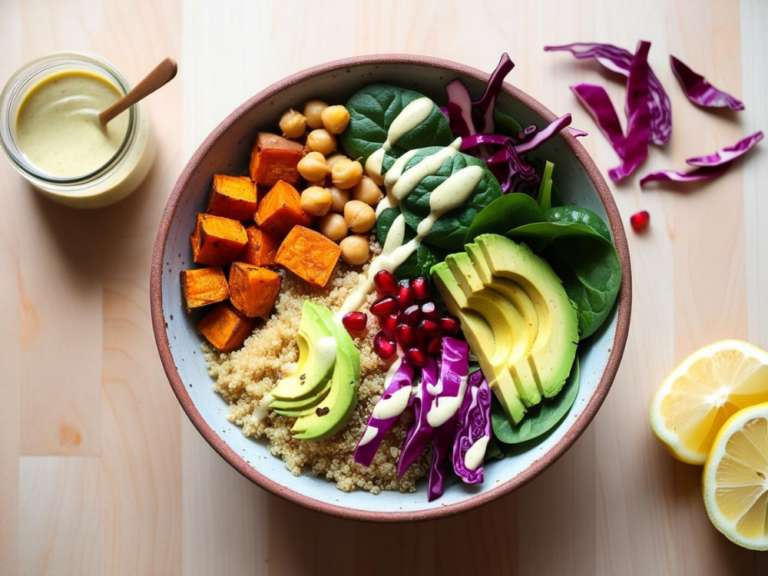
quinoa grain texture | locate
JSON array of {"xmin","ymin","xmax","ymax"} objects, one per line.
[{"xmin": 204, "ymin": 242, "xmax": 429, "ymax": 494}]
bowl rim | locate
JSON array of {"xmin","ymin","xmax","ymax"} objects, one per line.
[{"xmin": 150, "ymin": 53, "xmax": 632, "ymax": 523}]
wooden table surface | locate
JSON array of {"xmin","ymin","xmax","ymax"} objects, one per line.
[{"xmin": 2, "ymin": 0, "xmax": 767, "ymax": 574}]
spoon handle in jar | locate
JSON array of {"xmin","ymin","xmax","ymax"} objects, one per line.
[{"xmin": 99, "ymin": 57, "xmax": 177, "ymax": 126}]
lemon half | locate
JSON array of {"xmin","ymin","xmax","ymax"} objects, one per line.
[
  {"xmin": 651, "ymin": 340, "xmax": 768, "ymax": 464},
  {"xmin": 703, "ymin": 402, "xmax": 768, "ymax": 550}
]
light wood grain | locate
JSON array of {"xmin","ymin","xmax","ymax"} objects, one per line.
[{"xmin": 1, "ymin": 0, "xmax": 767, "ymax": 574}]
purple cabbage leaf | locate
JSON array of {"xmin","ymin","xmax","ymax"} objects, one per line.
[
  {"xmin": 670, "ymin": 55, "xmax": 744, "ymax": 111},
  {"xmin": 452, "ymin": 370, "xmax": 492, "ymax": 485},
  {"xmin": 397, "ymin": 358, "xmax": 438, "ymax": 478}
]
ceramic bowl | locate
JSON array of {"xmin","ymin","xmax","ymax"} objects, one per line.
[{"xmin": 151, "ymin": 54, "xmax": 632, "ymax": 522}]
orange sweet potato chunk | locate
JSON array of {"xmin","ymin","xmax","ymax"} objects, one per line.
[
  {"xmin": 275, "ymin": 226, "xmax": 342, "ymax": 288},
  {"xmin": 228, "ymin": 262, "xmax": 282, "ymax": 319},
  {"xmin": 207, "ymin": 174, "xmax": 257, "ymax": 220},
  {"xmin": 190, "ymin": 213, "xmax": 247, "ymax": 266},
  {"xmin": 240, "ymin": 226, "xmax": 280, "ymax": 267},
  {"xmin": 180, "ymin": 266, "xmax": 229, "ymax": 309},
  {"xmin": 249, "ymin": 132, "xmax": 304, "ymax": 187},
  {"xmin": 197, "ymin": 303, "xmax": 255, "ymax": 352},
  {"xmin": 255, "ymin": 180, "xmax": 313, "ymax": 238}
]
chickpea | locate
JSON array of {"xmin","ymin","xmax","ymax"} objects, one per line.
[
  {"xmin": 326, "ymin": 153, "xmax": 349, "ymax": 171},
  {"xmin": 332, "ymin": 158, "xmax": 363, "ymax": 190},
  {"xmin": 321, "ymin": 105, "xmax": 350, "ymax": 135},
  {"xmin": 340, "ymin": 235, "xmax": 370, "ymax": 266},
  {"xmin": 328, "ymin": 185, "xmax": 350, "ymax": 213},
  {"xmin": 297, "ymin": 151, "xmax": 329, "ymax": 182},
  {"xmin": 344, "ymin": 200, "xmax": 376, "ymax": 233},
  {"xmin": 318, "ymin": 213, "xmax": 348, "ymax": 242},
  {"xmin": 306, "ymin": 129, "xmax": 337, "ymax": 156},
  {"xmin": 352, "ymin": 176, "xmax": 383, "ymax": 206},
  {"xmin": 279, "ymin": 109, "xmax": 307, "ymax": 139},
  {"xmin": 303, "ymin": 99, "xmax": 328, "ymax": 129},
  {"xmin": 300, "ymin": 186, "xmax": 332, "ymax": 217}
]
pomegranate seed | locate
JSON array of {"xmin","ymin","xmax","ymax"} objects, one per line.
[
  {"xmin": 342, "ymin": 311, "xmax": 367, "ymax": 332},
  {"xmin": 396, "ymin": 284, "xmax": 413, "ymax": 309},
  {"xmin": 630, "ymin": 210, "xmax": 650, "ymax": 232},
  {"xmin": 395, "ymin": 323, "xmax": 421, "ymax": 348},
  {"xmin": 373, "ymin": 331, "xmax": 396, "ymax": 360},
  {"xmin": 405, "ymin": 347, "xmax": 428, "ymax": 367},
  {"xmin": 370, "ymin": 296, "xmax": 397, "ymax": 317},
  {"xmin": 401, "ymin": 304, "xmax": 422, "ymax": 325},
  {"xmin": 379, "ymin": 314, "xmax": 399, "ymax": 338},
  {"xmin": 418, "ymin": 318, "xmax": 440, "ymax": 337},
  {"xmin": 421, "ymin": 301, "xmax": 438, "ymax": 319},
  {"xmin": 374, "ymin": 270, "xmax": 398, "ymax": 296},
  {"xmin": 426, "ymin": 336, "xmax": 443, "ymax": 356},
  {"xmin": 439, "ymin": 315, "xmax": 460, "ymax": 335},
  {"xmin": 411, "ymin": 277, "xmax": 430, "ymax": 300}
]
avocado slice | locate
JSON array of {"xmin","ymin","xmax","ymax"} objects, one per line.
[
  {"xmin": 270, "ymin": 383, "xmax": 331, "ymax": 417},
  {"xmin": 432, "ymin": 234, "xmax": 578, "ymax": 423},
  {"xmin": 290, "ymin": 316, "xmax": 361, "ymax": 441},
  {"xmin": 270, "ymin": 301, "xmax": 337, "ymax": 402}
]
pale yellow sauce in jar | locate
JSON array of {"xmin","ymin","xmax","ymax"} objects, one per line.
[{"xmin": 15, "ymin": 70, "xmax": 129, "ymax": 178}]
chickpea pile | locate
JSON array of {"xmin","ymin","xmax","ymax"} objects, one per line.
[{"xmin": 278, "ymin": 100, "xmax": 385, "ymax": 267}]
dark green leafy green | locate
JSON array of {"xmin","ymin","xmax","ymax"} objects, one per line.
[
  {"xmin": 493, "ymin": 109, "xmax": 523, "ymax": 136},
  {"xmin": 465, "ymin": 193, "xmax": 543, "ymax": 244},
  {"xmin": 546, "ymin": 206, "xmax": 612, "ymax": 241},
  {"xmin": 376, "ymin": 207, "xmax": 448, "ymax": 279},
  {"xmin": 340, "ymin": 84, "xmax": 453, "ymax": 163},
  {"xmin": 399, "ymin": 148, "xmax": 502, "ymax": 251},
  {"xmin": 491, "ymin": 359, "xmax": 580, "ymax": 444},
  {"xmin": 537, "ymin": 161, "xmax": 555, "ymax": 212}
]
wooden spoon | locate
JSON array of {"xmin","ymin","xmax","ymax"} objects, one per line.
[{"xmin": 99, "ymin": 57, "xmax": 178, "ymax": 126}]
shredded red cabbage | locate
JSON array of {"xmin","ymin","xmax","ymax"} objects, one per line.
[
  {"xmin": 640, "ymin": 131, "xmax": 763, "ymax": 187},
  {"xmin": 571, "ymin": 83, "xmax": 625, "ymax": 154},
  {"xmin": 608, "ymin": 41, "xmax": 651, "ymax": 182},
  {"xmin": 670, "ymin": 56, "xmax": 744, "ymax": 111},
  {"xmin": 473, "ymin": 53, "xmax": 515, "ymax": 133},
  {"xmin": 452, "ymin": 370, "xmax": 491, "ymax": 485},
  {"xmin": 545, "ymin": 42, "xmax": 671, "ymax": 145},
  {"xmin": 446, "ymin": 79, "xmax": 476, "ymax": 137},
  {"xmin": 567, "ymin": 127, "xmax": 588, "ymax": 138},
  {"xmin": 397, "ymin": 358, "xmax": 438, "ymax": 478},
  {"xmin": 514, "ymin": 114, "xmax": 572, "ymax": 154}
]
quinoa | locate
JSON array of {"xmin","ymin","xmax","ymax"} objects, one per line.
[{"xmin": 204, "ymin": 240, "xmax": 430, "ymax": 494}]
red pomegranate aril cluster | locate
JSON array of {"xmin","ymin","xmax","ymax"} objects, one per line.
[
  {"xmin": 342, "ymin": 311, "xmax": 367, "ymax": 332},
  {"xmin": 368, "ymin": 275, "xmax": 463, "ymax": 364}
]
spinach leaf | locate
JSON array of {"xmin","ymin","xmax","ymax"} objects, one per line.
[
  {"xmin": 508, "ymin": 222, "xmax": 621, "ymax": 339},
  {"xmin": 546, "ymin": 206, "xmax": 612, "ymax": 241},
  {"xmin": 493, "ymin": 109, "xmax": 523, "ymax": 136},
  {"xmin": 465, "ymin": 193, "xmax": 543, "ymax": 244},
  {"xmin": 376, "ymin": 207, "xmax": 448, "ymax": 280},
  {"xmin": 492, "ymin": 359, "xmax": 580, "ymax": 444},
  {"xmin": 399, "ymin": 148, "xmax": 502, "ymax": 251},
  {"xmin": 340, "ymin": 84, "xmax": 454, "ymax": 163},
  {"xmin": 537, "ymin": 161, "xmax": 555, "ymax": 212},
  {"xmin": 484, "ymin": 435, "xmax": 504, "ymax": 460}
]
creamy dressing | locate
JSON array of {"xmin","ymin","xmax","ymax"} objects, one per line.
[
  {"xmin": 427, "ymin": 374, "xmax": 468, "ymax": 428},
  {"xmin": 372, "ymin": 385, "xmax": 412, "ymax": 420},
  {"xmin": 252, "ymin": 393, "xmax": 274, "ymax": 425},
  {"xmin": 464, "ymin": 435, "xmax": 490, "ymax": 470},
  {"xmin": 336, "ymin": 137, "xmax": 477, "ymax": 319},
  {"xmin": 15, "ymin": 70, "xmax": 130, "ymax": 178},
  {"xmin": 314, "ymin": 336, "xmax": 338, "ymax": 367},
  {"xmin": 358, "ymin": 425, "xmax": 379, "ymax": 447}
]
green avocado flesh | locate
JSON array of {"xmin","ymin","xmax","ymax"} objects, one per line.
[{"xmin": 432, "ymin": 234, "xmax": 578, "ymax": 424}]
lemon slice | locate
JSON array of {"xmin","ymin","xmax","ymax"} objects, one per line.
[
  {"xmin": 703, "ymin": 402, "xmax": 768, "ymax": 550},
  {"xmin": 650, "ymin": 340, "xmax": 768, "ymax": 464}
]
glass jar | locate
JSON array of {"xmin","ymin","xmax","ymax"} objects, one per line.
[{"xmin": 0, "ymin": 51, "xmax": 155, "ymax": 209}]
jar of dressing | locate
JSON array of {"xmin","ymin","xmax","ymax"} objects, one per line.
[{"xmin": 0, "ymin": 51, "xmax": 155, "ymax": 208}]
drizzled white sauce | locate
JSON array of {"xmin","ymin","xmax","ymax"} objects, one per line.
[
  {"xmin": 358, "ymin": 425, "xmax": 379, "ymax": 446},
  {"xmin": 314, "ymin": 336, "xmax": 338, "ymax": 367},
  {"xmin": 372, "ymin": 385, "xmax": 412, "ymax": 420},
  {"xmin": 427, "ymin": 374, "xmax": 468, "ymax": 428},
  {"xmin": 336, "ymin": 137, "xmax": 479, "ymax": 319},
  {"xmin": 365, "ymin": 97, "xmax": 434, "ymax": 185},
  {"xmin": 464, "ymin": 435, "xmax": 489, "ymax": 470},
  {"xmin": 252, "ymin": 393, "xmax": 274, "ymax": 425}
]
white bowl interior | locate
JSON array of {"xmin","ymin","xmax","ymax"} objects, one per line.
[{"xmin": 160, "ymin": 61, "xmax": 619, "ymax": 515}]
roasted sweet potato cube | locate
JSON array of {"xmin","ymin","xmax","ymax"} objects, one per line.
[
  {"xmin": 275, "ymin": 226, "xmax": 342, "ymax": 288},
  {"xmin": 207, "ymin": 174, "xmax": 257, "ymax": 220},
  {"xmin": 197, "ymin": 303, "xmax": 255, "ymax": 352},
  {"xmin": 180, "ymin": 266, "xmax": 229, "ymax": 309},
  {"xmin": 240, "ymin": 226, "xmax": 280, "ymax": 267},
  {"xmin": 255, "ymin": 180, "xmax": 313, "ymax": 237},
  {"xmin": 249, "ymin": 132, "xmax": 304, "ymax": 187},
  {"xmin": 190, "ymin": 213, "xmax": 247, "ymax": 266},
  {"xmin": 228, "ymin": 262, "xmax": 282, "ymax": 319}
]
